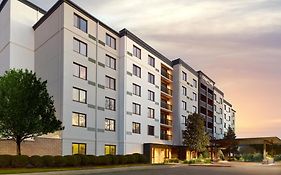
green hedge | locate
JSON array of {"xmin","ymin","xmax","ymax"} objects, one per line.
[
  {"xmin": 0, "ymin": 153, "xmax": 148, "ymax": 168},
  {"xmin": 240, "ymin": 153, "xmax": 263, "ymax": 162},
  {"xmin": 274, "ymin": 155, "xmax": 281, "ymax": 162}
]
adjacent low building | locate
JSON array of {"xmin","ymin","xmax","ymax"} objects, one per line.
[{"xmin": 0, "ymin": 0, "xmax": 236, "ymax": 163}]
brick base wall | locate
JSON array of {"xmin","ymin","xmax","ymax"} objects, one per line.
[{"xmin": 0, "ymin": 137, "xmax": 62, "ymax": 156}]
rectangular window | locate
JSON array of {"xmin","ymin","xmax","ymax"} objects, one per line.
[
  {"xmin": 133, "ymin": 83, "xmax": 141, "ymax": 96},
  {"xmin": 214, "ymin": 105, "xmax": 217, "ymax": 112},
  {"xmin": 148, "ymin": 73, "xmax": 155, "ymax": 84},
  {"xmin": 73, "ymin": 87, "xmax": 87, "ymax": 103},
  {"xmin": 148, "ymin": 90, "xmax": 155, "ymax": 101},
  {"xmin": 193, "ymin": 92, "xmax": 197, "ymax": 101},
  {"xmin": 73, "ymin": 62, "xmax": 87, "ymax": 80},
  {"xmin": 72, "ymin": 112, "xmax": 86, "ymax": 127},
  {"xmin": 73, "ymin": 38, "xmax": 87, "ymax": 56},
  {"xmin": 132, "ymin": 122, "xmax": 141, "ymax": 134},
  {"xmin": 220, "ymin": 118, "xmax": 223, "ymax": 124},
  {"xmin": 182, "ymin": 71, "xmax": 187, "ymax": 81},
  {"xmin": 182, "ymin": 86, "xmax": 187, "ymax": 96},
  {"xmin": 106, "ymin": 34, "xmax": 116, "ymax": 49},
  {"xmin": 214, "ymin": 94, "xmax": 217, "ymax": 101},
  {"xmin": 224, "ymin": 123, "xmax": 226, "ymax": 128},
  {"xmin": 105, "ymin": 76, "xmax": 116, "ymax": 90},
  {"xmin": 133, "ymin": 45, "xmax": 141, "ymax": 59},
  {"xmin": 220, "ymin": 108, "xmax": 222, "ymax": 114},
  {"xmin": 72, "ymin": 143, "xmax": 86, "ymax": 155},
  {"xmin": 132, "ymin": 103, "xmax": 141, "ymax": 115},
  {"xmin": 105, "ymin": 97, "xmax": 116, "ymax": 111},
  {"xmin": 192, "ymin": 106, "xmax": 197, "ymax": 113},
  {"xmin": 182, "ymin": 101, "xmax": 187, "ymax": 110},
  {"xmin": 148, "ymin": 107, "xmax": 155, "ymax": 118},
  {"xmin": 148, "ymin": 55, "xmax": 155, "ymax": 67},
  {"xmin": 105, "ymin": 118, "xmax": 115, "ymax": 131},
  {"xmin": 105, "ymin": 145, "xmax": 116, "ymax": 155},
  {"xmin": 133, "ymin": 64, "xmax": 141, "ymax": 78},
  {"xmin": 148, "ymin": 125, "xmax": 155, "ymax": 136},
  {"xmin": 105, "ymin": 55, "xmax": 116, "ymax": 70},
  {"xmin": 193, "ymin": 79, "xmax": 197, "ymax": 88},
  {"xmin": 182, "ymin": 115, "xmax": 188, "ymax": 125},
  {"xmin": 74, "ymin": 13, "xmax": 87, "ymax": 33},
  {"xmin": 220, "ymin": 128, "xmax": 223, "ymax": 134}
]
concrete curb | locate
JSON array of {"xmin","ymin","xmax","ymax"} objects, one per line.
[{"xmin": 188, "ymin": 164, "xmax": 232, "ymax": 168}]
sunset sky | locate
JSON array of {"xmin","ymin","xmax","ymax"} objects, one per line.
[{"xmin": 19, "ymin": 0, "xmax": 281, "ymax": 138}]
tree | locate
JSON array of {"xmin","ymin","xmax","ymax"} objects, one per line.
[
  {"xmin": 0, "ymin": 69, "xmax": 63, "ymax": 155},
  {"xmin": 182, "ymin": 113, "xmax": 210, "ymax": 156},
  {"xmin": 224, "ymin": 126, "xmax": 238, "ymax": 158}
]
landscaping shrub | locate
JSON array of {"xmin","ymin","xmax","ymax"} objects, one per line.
[
  {"xmin": 0, "ymin": 155, "xmax": 12, "ymax": 168},
  {"xmin": 274, "ymin": 155, "xmax": 281, "ymax": 162},
  {"xmin": 53, "ymin": 155, "xmax": 66, "ymax": 167},
  {"xmin": 241, "ymin": 153, "xmax": 263, "ymax": 162},
  {"xmin": 64, "ymin": 155, "xmax": 82, "ymax": 167},
  {"xmin": 29, "ymin": 156, "xmax": 44, "ymax": 167},
  {"xmin": 11, "ymin": 155, "xmax": 29, "ymax": 168},
  {"xmin": 41, "ymin": 155, "xmax": 55, "ymax": 167}
]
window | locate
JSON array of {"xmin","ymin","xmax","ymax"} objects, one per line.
[
  {"xmin": 148, "ymin": 107, "xmax": 155, "ymax": 118},
  {"xmin": 148, "ymin": 125, "xmax": 155, "ymax": 136},
  {"xmin": 132, "ymin": 103, "xmax": 141, "ymax": 115},
  {"xmin": 105, "ymin": 118, "xmax": 115, "ymax": 131},
  {"xmin": 106, "ymin": 34, "xmax": 116, "ymax": 49},
  {"xmin": 105, "ymin": 55, "xmax": 116, "ymax": 70},
  {"xmin": 182, "ymin": 101, "xmax": 187, "ymax": 110},
  {"xmin": 214, "ymin": 94, "xmax": 217, "ymax": 101},
  {"xmin": 182, "ymin": 86, "xmax": 187, "ymax": 96},
  {"xmin": 73, "ymin": 62, "xmax": 87, "ymax": 80},
  {"xmin": 133, "ymin": 45, "xmax": 141, "ymax": 59},
  {"xmin": 192, "ymin": 106, "xmax": 197, "ymax": 113},
  {"xmin": 220, "ymin": 128, "xmax": 223, "ymax": 134},
  {"xmin": 133, "ymin": 83, "xmax": 141, "ymax": 96},
  {"xmin": 182, "ymin": 71, "xmax": 187, "ymax": 81},
  {"xmin": 193, "ymin": 92, "xmax": 197, "ymax": 101},
  {"xmin": 220, "ymin": 98, "xmax": 223, "ymax": 104},
  {"xmin": 220, "ymin": 108, "xmax": 222, "ymax": 114},
  {"xmin": 105, "ymin": 145, "xmax": 116, "ymax": 155},
  {"xmin": 73, "ymin": 38, "xmax": 87, "ymax": 56},
  {"xmin": 220, "ymin": 118, "xmax": 223, "ymax": 124},
  {"xmin": 148, "ymin": 90, "xmax": 155, "ymax": 101},
  {"xmin": 105, "ymin": 97, "xmax": 116, "ymax": 111},
  {"xmin": 148, "ymin": 55, "xmax": 155, "ymax": 67},
  {"xmin": 132, "ymin": 122, "xmax": 141, "ymax": 134},
  {"xmin": 193, "ymin": 79, "xmax": 197, "ymax": 88},
  {"xmin": 72, "ymin": 143, "xmax": 86, "ymax": 155},
  {"xmin": 214, "ymin": 127, "xmax": 217, "ymax": 134},
  {"xmin": 72, "ymin": 112, "xmax": 86, "ymax": 127},
  {"xmin": 148, "ymin": 73, "xmax": 155, "ymax": 84},
  {"xmin": 224, "ymin": 114, "xmax": 226, "ymax": 119},
  {"xmin": 182, "ymin": 115, "xmax": 188, "ymax": 125},
  {"xmin": 214, "ymin": 105, "xmax": 217, "ymax": 112},
  {"xmin": 224, "ymin": 123, "xmax": 226, "ymax": 128},
  {"xmin": 105, "ymin": 76, "xmax": 116, "ymax": 90},
  {"xmin": 73, "ymin": 87, "xmax": 87, "ymax": 103},
  {"xmin": 133, "ymin": 64, "xmax": 141, "ymax": 77},
  {"xmin": 74, "ymin": 13, "xmax": 87, "ymax": 33}
]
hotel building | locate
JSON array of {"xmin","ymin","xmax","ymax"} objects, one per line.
[{"xmin": 0, "ymin": 0, "xmax": 235, "ymax": 163}]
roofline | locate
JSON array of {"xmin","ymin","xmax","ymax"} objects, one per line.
[
  {"xmin": 18, "ymin": 0, "xmax": 46, "ymax": 14},
  {"xmin": 223, "ymin": 99, "xmax": 232, "ymax": 107},
  {"xmin": 232, "ymin": 109, "xmax": 236, "ymax": 112},
  {"xmin": 197, "ymin": 71, "xmax": 215, "ymax": 84},
  {"xmin": 33, "ymin": 0, "xmax": 120, "ymax": 37},
  {"xmin": 120, "ymin": 28, "xmax": 172, "ymax": 67},
  {"xmin": 171, "ymin": 58, "xmax": 197, "ymax": 76},
  {"xmin": 214, "ymin": 86, "xmax": 224, "ymax": 96},
  {"xmin": 0, "ymin": 0, "xmax": 8, "ymax": 13}
]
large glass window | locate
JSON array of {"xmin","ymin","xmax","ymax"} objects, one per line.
[
  {"xmin": 133, "ymin": 45, "xmax": 141, "ymax": 59},
  {"xmin": 193, "ymin": 79, "xmax": 197, "ymax": 88},
  {"xmin": 148, "ymin": 55, "xmax": 155, "ymax": 67},
  {"xmin": 132, "ymin": 122, "xmax": 141, "ymax": 134},
  {"xmin": 182, "ymin": 86, "xmax": 187, "ymax": 96},
  {"xmin": 148, "ymin": 107, "xmax": 155, "ymax": 118},
  {"xmin": 73, "ymin": 38, "xmax": 87, "ymax": 56},
  {"xmin": 182, "ymin": 101, "xmax": 187, "ymax": 110},
  {"xmin": 193, "ymin": 92, "xmax": 197, "ymax": 101},
  {"xmin": 105, "ymin": 118, "xmax": 115, "ymax": 131},
  {"xmin": 105, "ymin": 76, "xmax": 116, "ymax": 90},
  {"xmin": 148, "ymin": 73, "xmax": 155, "ymax": 84},
  {"xmin": 73, "ymin": 87, "xmax": 87, "ymax": 103},
  {"xmin": 148, "ymin": 90, "xmax": 155, "ymax": 101},
  {"xmin": 105, "ymin": 55, "xmax": 116, "ymax": 70},
  {"xmin": 74, "ymin": 13, "xmax": 87, "ymax": 33},
  {"xmin": 106, "ymin": 34, "xmax": 116, "ymax": 49},
  {"xmin": 132, "ymin": 103, "xmax": 141, "ymax": 115},
  {"xmin": 72, "ymin": 112, "xmax": 86, "ymax": 127},
  {"xmin": 133, "ymin": 83, "xmax": 141, "ymax": 96},
  {"xmin": 72, "ymin": 143, "xmax": 86, "ymax": 155},
  {"xmin": 73, "ymin": 62, "xmax": 87, "ymax": 80},
  {"xmin": 105, "ymin": 97, "xmax": 116, "ymax": 111},
  {"xmin": 148, "ymin": 125, "xmax": 155, "ymax": 136},
  {"xmin": 105, "ymin": 145, "xmax": 116, "ymax": 155},
  {"xmin": 182, "ymin": 71, "xmax": 187, "ymax": 81},
  {"xmin": 133, "ymin": 64, "xmax": 141, "ymax": 78}
]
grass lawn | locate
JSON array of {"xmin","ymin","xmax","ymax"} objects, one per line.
[{"xmin": 0, "ymin": 164, "xmax": 150, "ymax": 174}]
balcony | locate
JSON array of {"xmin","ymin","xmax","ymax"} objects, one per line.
[
  {"xmin": 161, "ymin": 85, "xmax": 173, "ymax": 96},
  {"xmin": 160, "ymin": 133, "xmax": 172, "ymax": 141},
  {"xmin": 207, "ymin": 104, "xmax": 213, "ymax": 111},
  {"xmin": 160, "ymin": 116, "xmax": 172, "ymax": 126},
  {"xmin": 161, "ymin": 101, "xmax": 172, "ymax": 111},
  {"xmin": 200, "ymin": 88, "xmax": 206, "ymax": 94},
  {"xmin": 161, "ymin": 68, "xmax": 173, "ymax": 81}
]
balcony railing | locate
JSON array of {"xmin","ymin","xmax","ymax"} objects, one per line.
[
  {"xmin": 160, "ymin": 117, "xmax": 172, "ymax": 126},
  {"xmin": 161, "ymin": 85, "xmax": 173, "ymax": 96},
  {"xmin": 161, "ymin": 68, "xmax": 173, "ymax": 80},
  {"xmin": 161, "ymin": 101, "xmax": 172, "ymax": 111},
  {"xmin": 160, "ymin": 133, "xmax": 172, "ymax": 141}
]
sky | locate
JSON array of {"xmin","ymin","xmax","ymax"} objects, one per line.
[{"xmin": 7, "ymin": 0, "xmax": 281, "ymax": 138}]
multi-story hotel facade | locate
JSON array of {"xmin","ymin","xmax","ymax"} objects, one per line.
[{"xmin": 0, "ymin": 0, "xmax": 236, "ymax": 163}]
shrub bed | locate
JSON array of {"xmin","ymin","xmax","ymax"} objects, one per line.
[
  {"xmin": 274, "ymin": 155, "xmax": 281, "ymax": 162},
  {"xmin": 0, "ymin": 153, "xmax": 148, "ymax": 168},
  {"xmin": 240, "ymin": 153, "xmax": 263, "ymax": 162}
]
